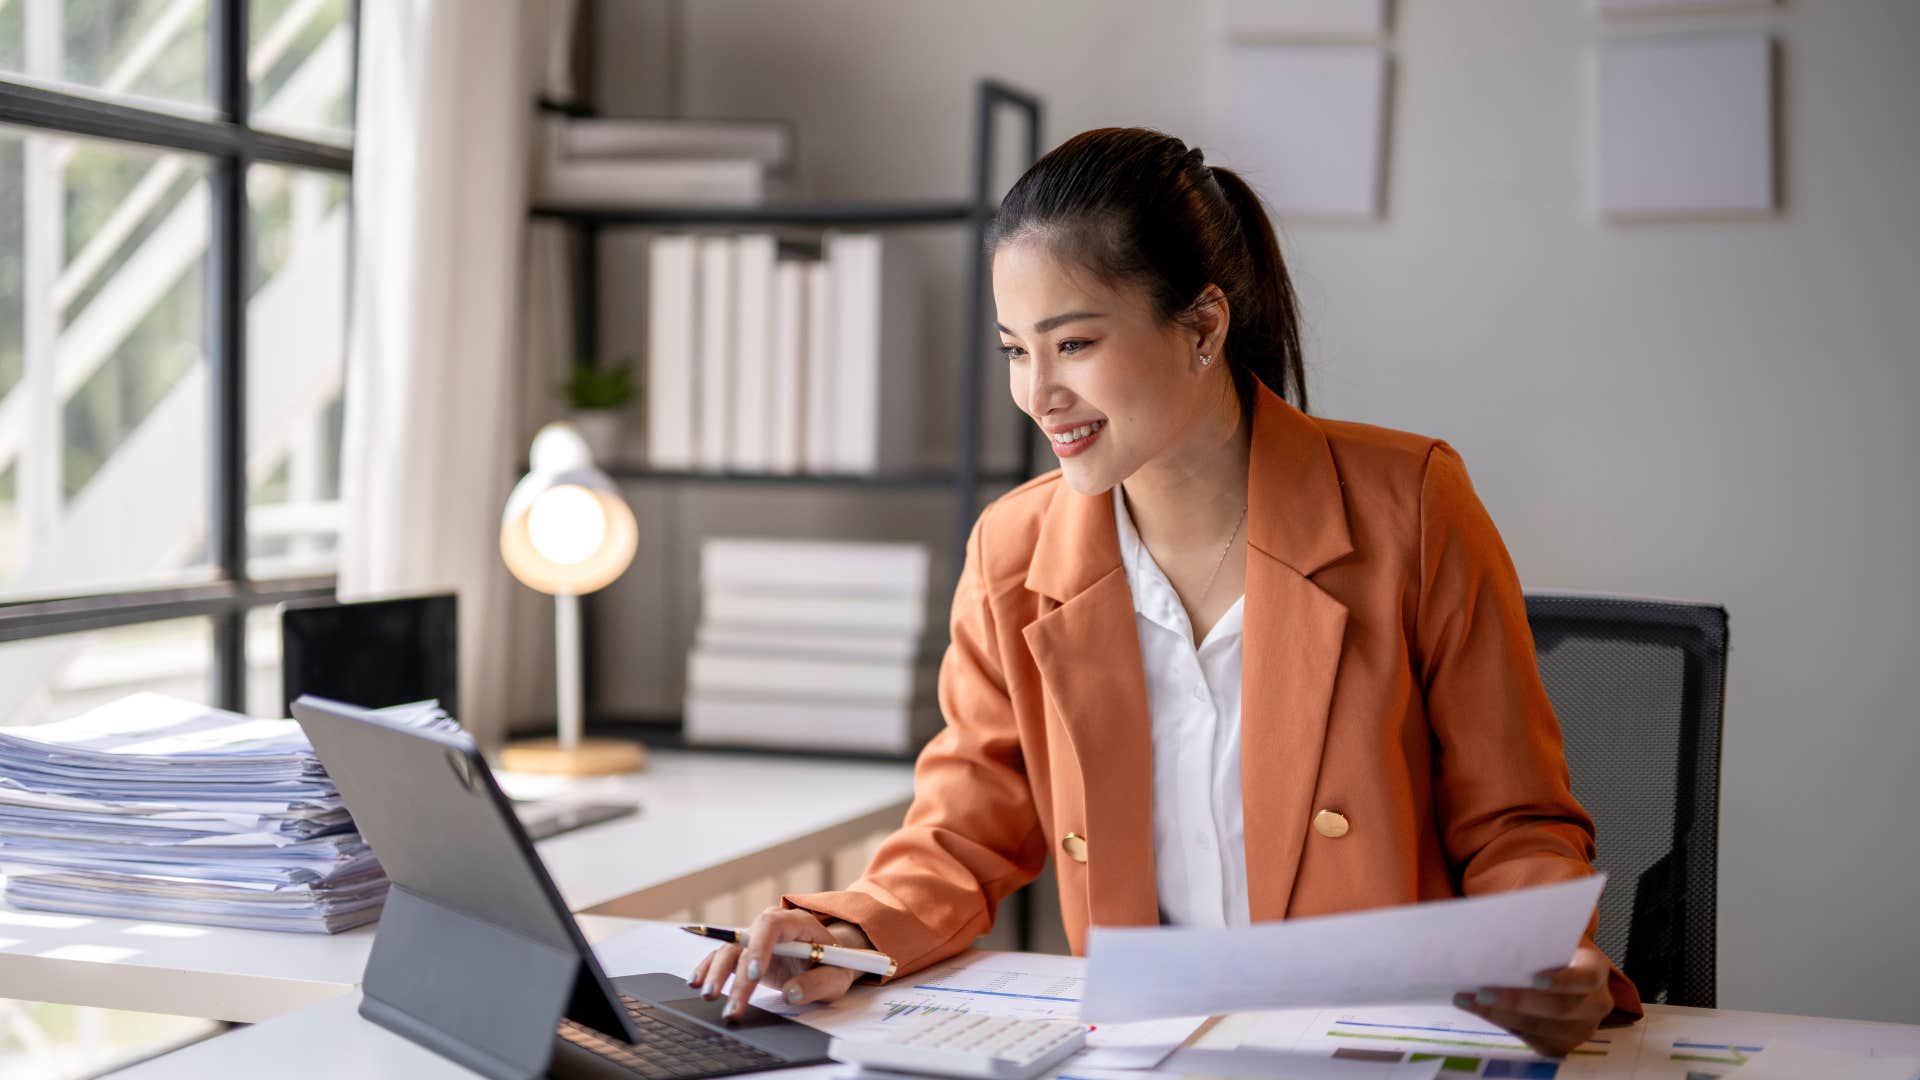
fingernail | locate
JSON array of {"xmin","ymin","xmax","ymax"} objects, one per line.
[
  {"xmin": 703, "ymin": 976, "xmax": 719, "ymax": 998},
  {"xmin": 785, "ymin": 984, "xmax": 803, "ymax": 1004},
  {"xmin": 747, "ymin": 960, "xmax": 760, "ymax": 981},
  {"xmin": 1533, "ymin": 975, "xmax": 1554, "ymax": 990},
  {"xmin": 1452, "ymin": 993, "xmax": 1474, "ymax": 1009},
  {"xmin": 724, "ymin": 1002, "xmax": 739, "ymax": 1021},
  {"xmin": 687, "ymin": 974, "xmax": 700, "ymax": 987},
  {"xmin": 1476, "ymin": 990, "xmax": 1498, "ymax": 1006}
]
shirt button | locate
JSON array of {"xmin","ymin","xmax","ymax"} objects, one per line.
[{"xmin": 1190, "ymin": 685, "xmax": 1208, "ymax": 703}]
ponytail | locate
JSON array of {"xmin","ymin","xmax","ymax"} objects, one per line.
[
  {"xmin": 987, "ymin": 128, "xmax": 1309, "ymax": 416},
  {"xmin": 1208, "ymin": 165, "xmax": 1308, "ymax": 417}
]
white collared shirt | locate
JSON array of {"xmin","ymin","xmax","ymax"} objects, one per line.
[{"xmin": 1112, "ymin": 485, "xmax": 1251, "ymax": 928}]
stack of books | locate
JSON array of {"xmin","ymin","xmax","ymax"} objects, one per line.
[
  {"xmin": 644, "ymin": 231, "xmax": 921, "ymax": 476},
  {"xmin": 0, "ymin": 693, "xmax": 459, "ymax": 933},
  {"xmin": 534, "ymin": 115, "xmax": 793, "ymax": 207},
  {"xmin": 685, "ymin": 538, "xmax": 944, "ymax": 755}
]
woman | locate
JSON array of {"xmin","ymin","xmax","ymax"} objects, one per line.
[{"xmin": 692, "ymin": 128, "xmax": 1642, "ymax": 1057}]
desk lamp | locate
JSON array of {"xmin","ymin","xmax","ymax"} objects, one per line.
[{"xmin": 499, "ymin": 422, "xmax": 644, "ymax": 775}]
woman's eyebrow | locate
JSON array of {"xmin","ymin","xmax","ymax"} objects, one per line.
[{"xmin": 995, "ymin": 310, "xmax": 1106, "ymax": 336}]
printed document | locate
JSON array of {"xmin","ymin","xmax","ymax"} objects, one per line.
[{"xmin": 1080, "ymin": 875, "xmax": 1606, "ymax": 1024}]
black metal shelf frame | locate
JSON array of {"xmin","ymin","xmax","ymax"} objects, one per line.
[{"xmin": 0, "ymin": 2, "xmax": 360, "ymax": 708}]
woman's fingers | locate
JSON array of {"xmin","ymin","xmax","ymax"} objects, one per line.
[
  {"xmin": 1461, "ymin": 986, "xmax": 1592, "ymax": 1021},
  {"xmin": 724, "ymin": 907, "xmax": 844, "ymax": 1021},
  {"xmin": 700, "ymin": 944, "xmax": 740, "ymax": 1000},
  {"xmin": 778, "ymin": 963, "xmax": 861, "ymax": 1007}
]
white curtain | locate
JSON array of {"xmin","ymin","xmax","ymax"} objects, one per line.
[{"xmin": 341, "ymin": 0, "xmax": 557, "ymax": 746}]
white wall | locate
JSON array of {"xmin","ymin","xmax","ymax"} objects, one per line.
[{"xmin": 589, "ymin": 0, "xmax": 1920, "ymax": 1022}]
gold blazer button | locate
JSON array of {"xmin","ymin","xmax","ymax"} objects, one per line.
[
  {"xmin": 1061, "ymin": 832, "xmax": 1089, "ymax": 863},
  {"xmin": 1313, "ymin": 810, "xmax": 1350, "ymax": 839}
]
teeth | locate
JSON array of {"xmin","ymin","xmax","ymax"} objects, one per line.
[{"xmin": 1051, "ymin": 420, "xmax": 1105, "ymax": 445}]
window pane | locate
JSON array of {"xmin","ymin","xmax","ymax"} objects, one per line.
[
  {"xmin": 0, "ymin": 616, "xmax": 210, "ymax": 728},
  {"xmin": 249, "ymin": 0, "xmax": 353, "ymax": 144},
  {"xmin": 0, "ymin": 128, "xmax": 212, "ymax": 602},
  {"xmin": 247, "ymin": 163, "xmax": 345, "ymax": 578},
  {"xmin": 0, "ymin": 1, "xmax": 211, "ymax": 114}
]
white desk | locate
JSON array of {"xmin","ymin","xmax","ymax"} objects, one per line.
[
  {"xmin": 0, "ymin": 750, "xmax": 915, "ymax": 1022},
  {"xmin": 115, "ymin": 978, "xmax": 1920, "ymax": 1079}
]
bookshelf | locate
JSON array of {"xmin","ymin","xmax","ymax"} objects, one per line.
[{"xmin": 532, "ymin": 79, "xmax": 1046, "ymax": 752}]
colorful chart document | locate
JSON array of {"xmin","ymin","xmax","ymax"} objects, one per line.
[{"xmin": 1080, "ymin": 875, "xmax": 1607, "ymax": 1024}]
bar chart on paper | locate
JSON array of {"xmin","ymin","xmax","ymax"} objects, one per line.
[
  {"xmin": 785, "ymin": 952, "xmax": 1086, "ymax": 1044},
  {"xmin": 1255, "ymin": 1005, "xmax": 1635, "ymax": 1078}
]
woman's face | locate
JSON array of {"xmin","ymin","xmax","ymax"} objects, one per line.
[{"xmin": 993, "ymin": 237, "xmax": 1226, "ymax": 496}]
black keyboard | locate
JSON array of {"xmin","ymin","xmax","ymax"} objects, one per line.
[{"xmin": 554, "ymin": 994, "xmax": 786, "ymax": 1079}]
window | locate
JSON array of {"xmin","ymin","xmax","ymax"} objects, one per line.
[
  {"xmin": 0, "ymin": 7, "xmax": 358, "ymax": 1068},
  {"xmin": 0, "ymin": 0, "xmax": 352, "ymax": 725}
]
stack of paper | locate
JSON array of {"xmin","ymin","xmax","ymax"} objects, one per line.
[
  {"xmin": 0, "ymin": 693, "xmax": 459, "ymax": 933},
  {"xmin": 533, "ymin": 115, "xmax": 793, "ymax": 208},
  {"xmin": 684, "ymin": 538, "xmax": 944, "ymax": 755}
]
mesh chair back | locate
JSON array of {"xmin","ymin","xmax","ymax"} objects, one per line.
[{"xmin": 1525, "ymin": 593, "xmax": 1727, "ymax": 1008}]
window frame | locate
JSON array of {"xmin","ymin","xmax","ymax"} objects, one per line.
[{"xmin": 0, "ymin": 0, "xmax": 357, "ymax": 710}]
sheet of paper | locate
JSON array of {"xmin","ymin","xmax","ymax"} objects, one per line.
[
  {"xmin": 1081, "ymin": 876, "xmax": 1606, "ymax": 1024},
  {"xmin": 1724, "ymin": 1041, "xmax": 1920, "ymax": 1080},
  {"xmin": 1054, "ymin": 1047, "xmax": 1441, "ymax": 1080},
  {"xmin": 1236, "ymin": 1003, "xmax": 1636, "ymax": 1078},
  {"xmin": 776, "ymin": 949, "xmax": 1204, "ymax": 1065},
  {"xmin": 1633, "ymin": 1010, "xmax": 1920, "ymax": 1079}
]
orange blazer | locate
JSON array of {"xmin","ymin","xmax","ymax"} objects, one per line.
[{"xmin": 788, "ymin": 382, "xmax": 1642, "ymax": 1021}]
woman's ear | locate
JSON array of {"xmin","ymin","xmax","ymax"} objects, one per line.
[{"xmin": 1189, "ymin": 284, "xmax": 1231, "ymax": 358}]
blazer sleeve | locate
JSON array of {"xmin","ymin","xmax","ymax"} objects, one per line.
[
  {"xmin": 1415, "ymin": 442, "xmax": 1643, "ymax": 1023},
  {"xmin": 782, "ymin": 510, "xmax": 1049, "ymax": 981}
]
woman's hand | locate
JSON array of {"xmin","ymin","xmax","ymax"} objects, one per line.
[
  {"xmin": 1453, "ymin": 945, "xmax": 1615, "ymax": 1059},
  {"xmin": 687, "ymin": 907, "xmax": 871, "ymax": 1022}
]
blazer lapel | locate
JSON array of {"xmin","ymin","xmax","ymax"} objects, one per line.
[
  {"xmin": 1022, "ymin": 485, "xmax": 1160, "ymax": 929},
  {"xmin": 1240, "ymin": 387, "xmax": 1356, "ymax": 920}
]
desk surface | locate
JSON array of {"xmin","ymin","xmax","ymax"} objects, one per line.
[
  {"xmin": 117, "ymin": 970, "xmax": 1920, "ymax": 1080},
  {"xmin": 0, "ymin": 750, "xmax": 915, "ymax": 1022}
]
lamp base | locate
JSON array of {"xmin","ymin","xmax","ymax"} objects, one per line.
[{"xmin": 499, "ymin": 737, "xmax": 646, "ymax": 776}]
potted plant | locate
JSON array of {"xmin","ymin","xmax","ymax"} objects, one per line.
[{"xmin": 561, "ymin": 360, "xmax": 635, "ymax": 464}]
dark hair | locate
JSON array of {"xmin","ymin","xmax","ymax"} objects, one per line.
[{"xmin": 986, "ymin": 127, "xmax": 1307, "ymax": 417}]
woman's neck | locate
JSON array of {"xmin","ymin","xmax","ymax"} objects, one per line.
[{"xmin": 1119, "ymin": 400, "xmax": 1253, "ymax": 556}]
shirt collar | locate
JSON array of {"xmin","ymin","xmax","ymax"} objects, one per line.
[{"xmin": 1114, "ymin": 485, "xmax": 1248, "ymax": 648}]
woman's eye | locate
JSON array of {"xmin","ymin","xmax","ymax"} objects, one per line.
[
  {"xmin": 1058, "ymin": 339, "xmax": 1091, "ymax": 355},
  {"xmin": 999, "ymin": 344, "xmax": 1026, "ymax": 360}
]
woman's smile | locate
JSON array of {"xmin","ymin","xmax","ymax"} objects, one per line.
[{"xmin": 1047, "ymin": 419, "xmax": 1107, "ymax": 457}]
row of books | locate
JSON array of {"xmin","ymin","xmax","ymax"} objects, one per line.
[
  {"xmin": 0, "ymin": 694, "xmax": 458, "ymax": 933},
  {"xmin": 534, "ymin": 115, "xmax": 794, "ymax": 207},
  {"xmin": 646, "ymin": 232, "xmax": 922, "ymax": 476},
  {"xmin": 684, "ymin": 538, "xmax": 944, "ymax": 755}
]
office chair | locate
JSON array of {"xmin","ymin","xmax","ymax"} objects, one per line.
[{"xmin": 1525, "ymin": 592, "xmax": 1728, "ymax": 1008}]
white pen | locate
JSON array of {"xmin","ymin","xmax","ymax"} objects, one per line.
[{"xmin": 680, "ymin": 924, "xmax": 898, "ymax": 978}]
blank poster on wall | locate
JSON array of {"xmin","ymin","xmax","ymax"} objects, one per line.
[
  {"xmin": 1222, "ymin": 0, "xmax": 1388, "ymax": 38},
  {"xmin": 1593, "ymin": 34, "xmax": 1775, "ymax": 219},
  {"xmin": 1212, "ymin": 43, "xmax": 1389, "ymax": 221}
]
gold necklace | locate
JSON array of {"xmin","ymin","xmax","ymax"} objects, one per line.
[{"xmin": 1197, "ymin": 503, "xmax": 1248, "ymax": 607}]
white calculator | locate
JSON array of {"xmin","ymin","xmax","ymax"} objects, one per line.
[{"xmin": 827, "ymin": 1011, "xmax": 1087, "ymax": 1080}]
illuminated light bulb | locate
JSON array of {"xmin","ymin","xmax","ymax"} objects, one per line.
[{"xmin": 526, "ymin": 485, "xmax": 607, "ymax": 566}]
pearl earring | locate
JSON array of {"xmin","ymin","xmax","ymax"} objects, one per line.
[{"xmin": 1200, "ymin": 353, "xmax": 1213, "ymax": 366}]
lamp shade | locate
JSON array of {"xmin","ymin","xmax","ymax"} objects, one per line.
[{"xmin": 500, "ymin": 423, "xmax": 638, "ymax": 595}]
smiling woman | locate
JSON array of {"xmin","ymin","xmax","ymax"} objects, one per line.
[{"xmin": 694, "ymin": 127, "xmax": 1640, "ymax": 1059}]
